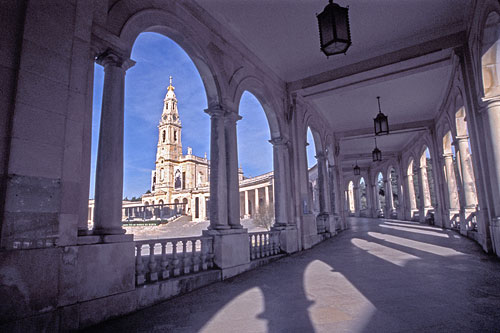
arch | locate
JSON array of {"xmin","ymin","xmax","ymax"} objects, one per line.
[
  {"xmin": 480, "ymin": 10, "xmax": 500, "ymax": 98},
  {"xmin": 347, "ymin": 180, "xmax": 355, "ymax": 214},
  {"xmin": 232, "ymin": 77, "xmax": 282, "ymax": 139},
  {"xmin": 111, "ymin": 6, "xmax": 223, "ymax": 106},
  {"xmin": 359, "ymin": 177, "xmax": 368, "ymax": 212}
]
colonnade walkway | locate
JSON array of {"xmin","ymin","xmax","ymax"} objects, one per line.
[{"xmin": 88, "ymin": 218, "xmax": 500, "ymax": 332}]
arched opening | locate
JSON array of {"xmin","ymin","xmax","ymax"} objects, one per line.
[
  {"xmin": 406, "ymin": 159, "xmax": 418, "ymax": 219},
  {"xmin": 237, "ymin": 91, "xmax": 274, "ymax": 230},
  {"xmin": 376, "ymin": 172, "xmax": 385, "ymax": 217},
  {"xmin": 442, "ymin": 131, "xmax": 460, "ymax": 228},
  {"xmin": 90, "ymin": 30, "xmax": 212, "ymax": 237},
  {"xmin": 481, "ymin": 12, "xmax": 500, "ymax": 98},
  {"xmin": 347, "ymin": 181, "xmax": 355, "ymax": 215},
  {"xmin": 418, "ymin": 146, "xmax": 437, "ymax": 223},
  {"xmin": 182, "ymin": 198, "xmax": 189, "ymax": 215},
  {"xmin": 387, "ymin": 166, "xmax": 399, "ymax": 218},
  {"xmin": 359, "ymin": 177, "xmax": 368, "ymax": 216},
  {"xmin": 455, "ymin": 101, "xmax": 478, "ymax": 229},
  {"xmin": 306, "ymin": 127, "xmax": 322, "ymax": 216},
  {"xmin": 195, "ymin": 197, "xmax": 200, "ymax": 219}
]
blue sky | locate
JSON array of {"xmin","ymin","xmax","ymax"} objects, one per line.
[{"xmin": 89, "ymin": 32, "xmax": 276, "ymax": 198}]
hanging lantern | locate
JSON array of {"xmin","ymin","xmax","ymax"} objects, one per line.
[
  {"xmin": 317, "ymin": 1, "xmax": 352, "ymax": 57},
  {"xmin": 374, "ymin": 96, "xmax": 389, "ymax": 135},
  {"xmin": 353, "ymin": 161, "xmax": 361, "ymax": 175},
  {"xmin": 372, "ymin": 138, "xmax": 382, "ymax": 162}
]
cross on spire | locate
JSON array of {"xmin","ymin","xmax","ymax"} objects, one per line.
[{"xmin": 167, "ymin": 75, "xmax": 174, "ymax": 91}]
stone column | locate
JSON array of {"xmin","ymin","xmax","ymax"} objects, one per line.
[
  {"xmin": 93, "ymin": 52, "xmax": 133, "ymax": 235},
  {"xmin": 244, "ymin": 190, "xmax": 249, "ymax": 218},
  {"xmin": 315, "ymin": 153, "xmax": 329, "ymax": 233},
  {"xmin": 405, "ymin": 174, "xmax": 417, "ymax": 219},
  {"xmin": 204, "ymin": 106, "xmax": 229, "ymax": 230},
  {"xmin": 417, "ymin": 163, "xmax": 432, "ymax": 222},
  {"xmin": 354, "ymin": 184, "xmax": 361, "ymax": 217},
  {"xmin": 455, "ymin": 136, "xmax": 477, "ymax": 208},
  {"xmin": 270, "ymin": 137, "xmax": 289, "ymax": 227},
  {"xmin": 385, "ymin": 179, "xmax": 394, "ymax": 218},
  {"xmin": 265, "ymin": 186, "xmax": 270, "ymax": 207},
  {"xmin": 224, "ymin": 111, "xmax": 243, "ymax": 229},
  {"xmin": 443, "ymin": 153, "xmax": 460, "ymax": 219},
  {"xmin": 371, "ymin": 184, "xmax": 379, "ymax": 217},
  {"xmin": 254, "ymin": 188, "xmax": 260, "ymax": 215},
  {"xmin": 480, "ymin": 99, "xmax": 500, "ymax": 252}
]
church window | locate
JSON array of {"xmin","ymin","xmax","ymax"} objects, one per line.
[
  {"xmin": 162, "ymin": 130, "xmax": 166, "ymax": 143},
  {"xmin": 160, "ymin": 168, "xmax": 165, "ymax": 180},
  {"xmin": 174, "ymin": 170, "xmax": 181, "ymax": 189},
  {"xmin": 182, "ymin": 171, "xmax": 186, "ymax": 189},
  {"xmin": 174, "ymin": 130, "xmax": 177, "ymax": 142}
]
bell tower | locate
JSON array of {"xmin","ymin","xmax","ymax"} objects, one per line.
[
  {"xmin": 154, "ymin": 76, "xmax": 183, "ymax": 193},
  {"xmin": 157, "ymin": 76, "xmax": 182, "ymax": 160}
]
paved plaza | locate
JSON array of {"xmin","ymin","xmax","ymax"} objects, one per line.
[{"xmin": 88, "ymin": 218, "xmax": 500, "ymax": 332}]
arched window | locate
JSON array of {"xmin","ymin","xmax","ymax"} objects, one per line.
[{"xmin": 162, "ymin": 130, "xmax": 166, "ymax": 143}]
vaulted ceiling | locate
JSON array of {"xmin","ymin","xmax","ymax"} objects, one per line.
[{"xmin": 194, "ymin": 0, "xmax": 473, "ymax": 166}]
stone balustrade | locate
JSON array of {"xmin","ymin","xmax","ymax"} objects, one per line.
[
  {"xmin": 11, "ymin": 237, "xmax": 57, "ymax": 250},
  {"xmin": 249, "ymin": 231, "xmax": 281, "ymax": 260},
  {"xmin": 134, "ymin": 236, "xmax": 214, "ymax": 285}
]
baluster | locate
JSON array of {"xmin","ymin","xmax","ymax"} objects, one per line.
[
  {"xmin": 255, "ymin": 234, "xmax": 260, "ymax": 259},
  {"xmin": 207, "ymin": 238, "xmax": 214, "ymax": 268},
  {"xmin": 192, "ymin": 240, "xmax": 200, "ymax": 273},
  {"xmin": 147, "ymin": 243, "xmax": 158, "ymax": 282},
  {"xmin": 265, "ymin": 234, "xmax": 270, "ymax": 257},
  {"xmin": 182, "ymin": 240, "xmax": 191, "ymax": 274},
  {"xmin": 160, "ymin": 241, "xmax": 169, "ymax": 279},
  {"xmin": 260, "ymin": 234, "xmax": 263, "ymax": 258},
  {"xmin": 201, "ymin": 238, "xmax": 208, "ymax": 270},
  {"xmin": 172, "ymin": 241, "xmax": 180, "ymax": 276},
  {"xmin": 135, "ymin": 244, "xmax": 145, "ymax": 285},
  {"xmin": 249, "ymin": 235, "xmax": 253, "ymax": 260}
]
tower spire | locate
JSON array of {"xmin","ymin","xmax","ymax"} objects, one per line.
[{"xmin": 168, "ymin": 75, "xmax": 174, "ymax": 91}]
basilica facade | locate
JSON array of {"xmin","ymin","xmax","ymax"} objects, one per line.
[{"xmin": 141, "ymin": 78, "xmax": 278, "ymax": 222}]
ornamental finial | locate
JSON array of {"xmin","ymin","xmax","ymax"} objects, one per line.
[{"xmin": 168, "ymin": 76, "xmax": 174, "ymax": 91}]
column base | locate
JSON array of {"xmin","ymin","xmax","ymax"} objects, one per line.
[
  {"xmin": 489, "ymin": 217, "xmax": 500, "ymax": 257},
  {"xmin": 272, "ymin": 225, "xmax": 298, "ymax": 254},
  {"xmin": 301, "ymin": 213, "xmax": 322, "ymax": 249},
  {"xmin": 92, "ymin": 227, "xmax": 126, "ymax": 235},
  {"xmin": 202, "ymin": 228, "xmax": 249, "ymax": 279}
]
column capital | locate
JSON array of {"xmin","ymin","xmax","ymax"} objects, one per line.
[
  {"xmin": 204, "ymin": 105, "xmax": 226, "ymax": 118},
  {"xmin": 96, "ymin": 49, "xmax": 135, "ymax": 70},
  {"xmin": 479, "ymin": 97, "xmax": 500, "ymax": 112},
  {"xmin": 315, "ymin": 152, "xmax": 327, "ymax": 161},
  {"xmin": 224, "ymin": 111, "xmax": 242, "ymax": 122},
  {"xmin": 269, "ymin": 136, "xmax": 289, "ymax": 146},
  {"xmin": 455, "ymin": 135, "xmax": 469, "ymax": 142}
]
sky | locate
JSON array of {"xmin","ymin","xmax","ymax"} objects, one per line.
[{"xmin": 89, "ymin": 32, "xmax": 277, "ymax": 198}]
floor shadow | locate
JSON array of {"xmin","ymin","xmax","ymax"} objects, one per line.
[{"xmin": 85, "ymin": 217, "xmax": 500, "ymax": 332}]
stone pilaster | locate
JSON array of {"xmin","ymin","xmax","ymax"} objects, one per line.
[{"xmin": 93, "ymin": 51, "xmax": 134, "ymax": 235}]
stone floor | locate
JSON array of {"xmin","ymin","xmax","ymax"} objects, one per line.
[{"xmin": 87, "ymin": 218, "xmax": 500, "ymax": 332}]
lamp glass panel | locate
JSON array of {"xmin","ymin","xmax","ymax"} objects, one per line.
[{"xmin": 334, "ymin": 7, "xmax": 349, "ymax": 40}]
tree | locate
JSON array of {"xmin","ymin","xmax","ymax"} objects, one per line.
[{"xmin": 253, "ymin": 205, "xmax": 275, "ymax": 231}]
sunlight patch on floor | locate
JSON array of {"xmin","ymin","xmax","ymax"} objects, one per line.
[
  {"xmin": 304, "ymin": 260, "xmax": 376, "ymax": 331},
  {"xmin": 383, "ymin": 221, "xmax": 447, "ymax": 232},
  {"xmin": 351, "ymin": 238, "xmax": 420, "ymax": 267},
  {"xmin": 200, "ymin": 287, "xmax": 267, "ymax": 332},
  {"xmin": 368, "ymin": 232, "xmax": 466, "ymax": 257},
  {"xmin": 379, "ymin": 224, "xmax": 450, "ymax": 238}
]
